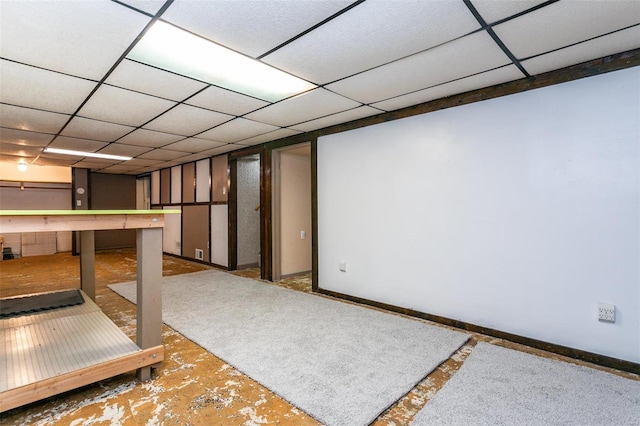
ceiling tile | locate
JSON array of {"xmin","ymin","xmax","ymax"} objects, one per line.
[
  {"xmin": 0, "ymin": 104, "xmax": 70, "ymax": 134},
  {"xmin": 78, "ymin": 85, "xmax": 176, "ymax": 127},
  {"xmin": 0, "ymin": 128, "xmax": 54, "ymax": 147},
  {"xmin": 327, "ymin": 31, "xmax": 512, "ymax": 104},
  {"xmin": 48, "ymin": 136, "xmax": 109, "ymax": 152},
  {"xmin": 162, "ymin": 0, "xmax": 353, "ymax": 57},
  {"xmin": 0, "ymin": 1, "xmax": 150, "ymax": 79},
  {"xmin": 521, "ymin": 26, "xmax": 640, "ymax": 75},
  {"xmin": 115, "ymin": 0, "xmax": 166, "ymax": 15},
  {"xmin": 124, "ymin": 157, "xmax": 164, "ymax": 167},
  {"xmin": 70, "ymin": 160, "xmax": 117, "ymax": 169},
  {"xmin": 198, "ymin": 118, "xmax": 280, "ymax": 143},
  {"xmin": 34, "ymin": 156, "xmax": 78, "ymax": 167},
  {"xmin": 290, "ymin": 106, "xmax": 382, "ymax": 132},
  {"xmin": 493, "ymin": 0, "xmax": 640, "ymax": 60},
  {"xmin": 185, "ymin": 86, "xmax": 270, "ymax": 116},
  {"xmin": 144, "ymin": 104, "xmax": 233, "ymax": 136},
  {"xmin": 116, "ymin": 128, "xmax": 184, "ymax": 148},
  {"xmin": 137, "ymin": 148, "xmax": 188, "ymax": 161},
  {"xmin": 262, "ymin": 0, "xmax": 480, "ymax": 84},
  {"xmin": 60, "ymin": 117, "xmax": 135, "ymax": 142},
  {"xmin": 106, "ymin": 59, "xmax": 208, "ymax": 101},
  {"xmin": 97, "ymin": 143, "xmax": 151, "ymax": 157},
  {"xmin": 0, "ymin": 142, "xmax": 42, "ymax": 157},
  {"xmin": 161, "ymin": 138, "xmax": 226, "ymax": 153},
  {"xmin": 197, "ymin": 144, "xmax": 244, "ymax": 156},
  {"xmin": 237, "ymin": 128, "xmax": 300, "ymax": 146},
  {"xmin": 0, "ymin": 60, "xmax": 97, "ymax": 114},
  {"xmin": 371, "ymin": 65, "xmax": 523, "ymax": 112},
  {"xmin": 244, "ymin": 88, "xmax": 361, "ymax": 127},
  {"xmin": 98, "ymin": 164, "xmax": 146, "ymax": 173},
  {"xmin": 470, "ymin": 0, "xmax": 548, "ymax": 24},
  {"xmin": 171, "ymin": 152, "xmax": 213, "ymax": 163}
]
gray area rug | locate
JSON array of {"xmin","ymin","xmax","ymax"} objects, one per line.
[
  {"xmin": 109, "ymin": 269, "xmax": 469, "ymax": 426},
  {"xmin": 412, "ymin": 341, "xmax": 640, "ymax": 425}
]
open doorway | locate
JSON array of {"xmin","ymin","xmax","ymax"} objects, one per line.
[{"xmin": 272, "ymin": 143, "xmax": 312, "ymax": 281}]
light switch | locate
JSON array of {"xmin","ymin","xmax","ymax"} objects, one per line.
[{"xmin": 300, "ymin": 230, "xmax": 306, "ymax": 239}]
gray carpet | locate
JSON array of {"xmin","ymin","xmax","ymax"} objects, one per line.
[
  {"xmin": 109, "ymin": 269, "xmax": 469, "ymax": 426},
  {"xmin": 412, "ymin": 341, "xmax": 640, "ymax": 425}
]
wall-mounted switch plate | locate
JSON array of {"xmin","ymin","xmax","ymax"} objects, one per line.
[
  {"xmin": 598, "ymin": 303, "xmax": 615, "ymax": 322},
  {"xmin": 339, "ymin": 261, "xmax": 347, "ymax": 272},
  {"xmin": 301, "ymin": 230, "xmax": 306, "ymax": 239}
]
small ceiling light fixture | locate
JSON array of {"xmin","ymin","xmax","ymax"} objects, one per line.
[
  {"xmin": 43, "ymin": 148, "xmax": 132, "ymax": 161},
  {"xmin": 17, "ymin": 160, "xmax": 28, "ymax": 172},
  {"xmin": 128, "ymin": 21, "xmax": 316, "ymax": 102}
]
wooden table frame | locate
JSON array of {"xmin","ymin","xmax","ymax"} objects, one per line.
[{"xmin": 0, "ymin": 210, "xmax": 177, "ymax": 412}]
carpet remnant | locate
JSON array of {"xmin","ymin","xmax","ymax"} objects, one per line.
[
  {"xmin": 109, "ymin": 269, "xmax": 469, "ymax": 426},
  {"xmin": 0, "ymin": 289, "xmax": 84, "ymax": 318},
  {"xmin": 412, "ymin": 341, "xmax": 640, "ymax": 426}
]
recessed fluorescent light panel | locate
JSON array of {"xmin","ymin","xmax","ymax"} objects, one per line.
[
  {"xmin": 44, "ymin": 148, "xmax": 132, "ymax": 161},
  {"xmin": 128, "ymin": 21, "xmax": 316, "ymax": 102}
]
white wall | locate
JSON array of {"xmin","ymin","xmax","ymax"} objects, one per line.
[
  {"xmin": 0, "ymin": 183, "xmax": 72, "ymax": 256},
  {"xmin": 211, "ymin": 205, "xmax": 228, "ymax": 267},
  {"xmin": 318, "ymin": 67, "xmax": 640, "ymax": 363},
  {"xmin": 162, "ymin": 206, "xmax": 181, "ymax": 255},
  {"xmin": 280, "ymin": 151, "xmax": 312, "ymax": 275}
]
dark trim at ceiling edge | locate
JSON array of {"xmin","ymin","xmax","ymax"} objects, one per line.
[
  {"xmin": 317, "ymin": 287, "xmax": 640, "ymax": 375},
  {"xmin": 262, "ymin": 49, "xmax": 640, "ymax": 152}
]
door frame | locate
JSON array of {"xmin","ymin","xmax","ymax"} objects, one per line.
[{"xmin": 228, "ymin": 145, "xmax": 271, "ymax": 280}]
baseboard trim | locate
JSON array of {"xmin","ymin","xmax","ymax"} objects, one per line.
[{"xmin": 316, "ymin": 287, "xmax": 640, "ymax": 375}]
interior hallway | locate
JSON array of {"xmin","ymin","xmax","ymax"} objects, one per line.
[{"xmin": 0, "ymin": 249, "xmax": 637, "ymax": 425}]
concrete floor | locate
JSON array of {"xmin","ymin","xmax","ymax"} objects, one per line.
[{"xmin": 0, "ymin": 249, "xmax": 636, "ymax": 425}]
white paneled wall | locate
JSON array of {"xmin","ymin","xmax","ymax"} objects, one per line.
[
  {"xmin": 171, "ymin": 165, "xmax": 181, "ymax": 204},
  {"xmin": 151, "ymin": 156, "xmax": 228, "ymax": 266},
  {"xmin": 196, "ymin": 159, "xmax": 210, "ymax": 202},
  {"xmin": 211, "ymin": 205, "xmax": 228, "ymax": 267},
  {"xmin": 163, "ymin": 206, "xmax": 181, "ymax": 255},
  {"xmin": 318, "ymin": 67, "xmax": 640, "ymax": 363}
]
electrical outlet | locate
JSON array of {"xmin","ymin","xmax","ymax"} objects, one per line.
[{"xmin": 598, "ymin": 303, "xmax": 615, "ymax": 322}]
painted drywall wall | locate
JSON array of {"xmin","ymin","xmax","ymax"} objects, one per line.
[
  {"xmin": 318, "ymin": 67, "xmax": 640, "ymax": 363},
  {"xmin": 0, "ymin": 162, "xmax": 71, "ymax": 183},
  {"xmin": 280, "ymin": 151, "xmax": 312, "ymax": 275},
  {"xmin": 0, "ymin": 182, "xmax": 72, "ymax": 256},
  {"xmin": 237, "ymin": 157, "xmax": 261, "ymax": 267}
]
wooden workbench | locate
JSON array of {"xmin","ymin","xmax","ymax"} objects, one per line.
[{"xmin": 0, "ymin": 210, "xmax": 177, "ymax": 412}]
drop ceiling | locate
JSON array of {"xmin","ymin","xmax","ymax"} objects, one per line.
[{"xmin": 1, "ymin": 0, "xmax": 638, "ymax": 175}]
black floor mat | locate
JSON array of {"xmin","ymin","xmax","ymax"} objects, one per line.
[{"xmin": 0, "ymin": 289, "xmax": 84, "ymax": 318}]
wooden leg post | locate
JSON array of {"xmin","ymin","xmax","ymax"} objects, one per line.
[
  {"xmin": 79, "ymin": 230, "xmax": 95, "ymax": 301},
  {"xmin": 136, "ymin": 227, "xmax": 163, "ymax": 381}
]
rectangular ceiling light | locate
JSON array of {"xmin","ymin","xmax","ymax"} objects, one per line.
[
  {"xmin": 128, "ymin": 21, "xmax": 316, "ymax": 102},
  {"xmin": 44, "ymin": 147, "xmax": 132, "ymax": 161}
]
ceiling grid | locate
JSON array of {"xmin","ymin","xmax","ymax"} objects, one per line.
[{"xmin": 0, "ymin": 0, "xmax": 638, "ymax": 174}]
